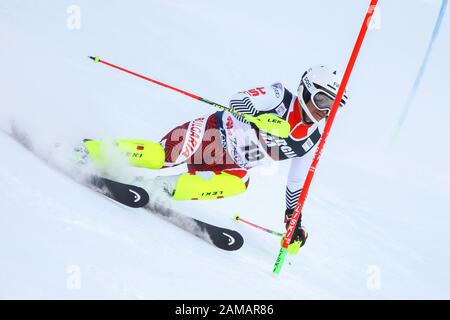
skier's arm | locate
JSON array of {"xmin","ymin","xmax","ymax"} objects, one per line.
[
  {"xmin": 228, "ymin": 94, "xmax": 270, "ymax": 124},
  {"xmin": 228, "ymin": 84, "xmax": 283, "ymax": 123},
  {"xmin": 227, "ymin": 84, "xmax": 291, "ymax": 138}
]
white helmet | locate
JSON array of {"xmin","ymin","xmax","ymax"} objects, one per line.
[{"xmin": 297, "ymin": 65, "xmax": 348, "ymax": 124}]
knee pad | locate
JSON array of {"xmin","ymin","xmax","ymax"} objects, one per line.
[
  {"xmin": 172, "ymin": 171, "xmax": 247, "ymax": 200},
  {"xmin": 84, "ymin": 138, "xmax": 165, "ymax": 169}
]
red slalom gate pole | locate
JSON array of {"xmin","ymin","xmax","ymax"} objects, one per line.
[{"xmin": 273, "ymin": 0, "xmax": 379, "ymax": 274}]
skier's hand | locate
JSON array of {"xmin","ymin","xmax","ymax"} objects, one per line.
[
  {"xmin": 282, "ymin": 209, "xmax": 308, "ymax": 254},
  {"xmin": 244, "ymin": 113, "xmax": 290, "ymax": 138}
]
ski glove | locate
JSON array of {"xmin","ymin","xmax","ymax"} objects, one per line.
[{"xmin": 282, "ymin": 208, "xmax": 308, "ymax": 254}]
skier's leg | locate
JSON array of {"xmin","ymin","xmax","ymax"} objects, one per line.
[
  {"xmin": 83, "ymin": 138, "xmax": 165, "ymax": 169},
  {"xmin": 152, "ymin": 112, "xmax": 251, "ymax": 200},
  {"xmin": 147, "ymin": 167, "xmax": 249, "ymax": 201},
  {"xmin": 82, "ymin": 115, "xmax": 209, "ymax": 170},
  {"xmin": 158, "ymin": 116, "xmax": 209, "ymax": 168},
  {"xmin": 83, "ymin": 112, "xmax": 249, "ymax": 201},
  {"xmin": 170, "ymin": 168, "xmax": 250, "ymax": 200}
]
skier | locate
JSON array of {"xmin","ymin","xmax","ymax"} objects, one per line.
[{"xmin": 82, "ymin": 65, "xmax": 348, "ymax": 254}]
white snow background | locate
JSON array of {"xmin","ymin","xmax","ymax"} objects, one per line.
[{"xmin": 0, "ymin": 0, "xmax": 449, "ymax": 299}]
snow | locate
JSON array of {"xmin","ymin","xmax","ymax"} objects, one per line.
[{"xmin": 1, "ymin": 0, "xmax": 449, "ymax": 299}]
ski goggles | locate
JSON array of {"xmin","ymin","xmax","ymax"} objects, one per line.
[
  {"xmin": 311, "ymin": 91, "xmax": 335, "ymax": 112},
  {"xmin": 301, "ymin": 79, "xmax": 346, "ymax": 113}
]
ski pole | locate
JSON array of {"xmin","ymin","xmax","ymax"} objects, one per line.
[
  {"xmin": 233, "ymin": 215, "xmax": 284, "ymax": 237},
  {"xmin": 272, "ymin": 0, "xmax": 379, "ymax": 274},
  {"xmin": 88, "ymin": 56, "xmax": 290, "ymax": 138}
]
